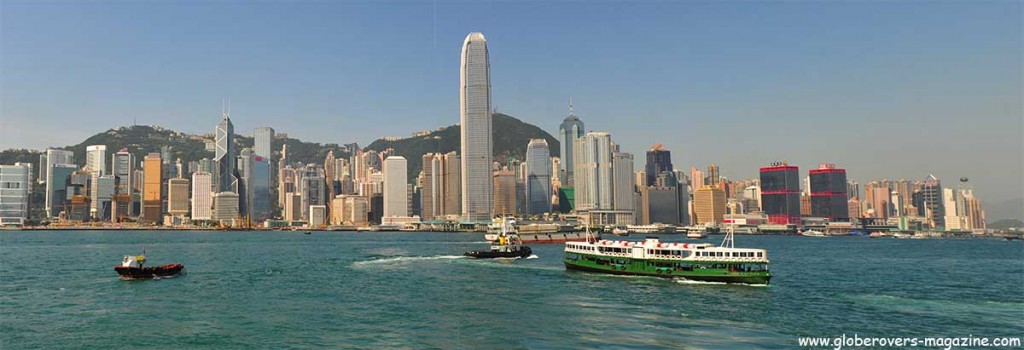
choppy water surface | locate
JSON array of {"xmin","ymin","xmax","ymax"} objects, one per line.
[{"xmin": 1, "ymin": 231, "xmax": 1021, "ymax": 349}]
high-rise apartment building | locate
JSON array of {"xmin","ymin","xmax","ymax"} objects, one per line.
[
  {"xmin": 420, "ymin": 152, "xmax": 461, "ymax": 220},
  {"xmin": 460, "ymin": 32, "xmax": 493, "ymax": 222}
]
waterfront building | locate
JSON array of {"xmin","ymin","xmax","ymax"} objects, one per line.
[
  {"xmin": 86, "ymin": 145, "xmax": 107, "ymax": 176},
  {"xmin": 0, "ymin": 163, "xmax": 31, "ymax": 225},
  {"xmin": 573, "ymin": 132, "xmax": 613, "ymax": 211},
  {"xmin": 309, "ymin": 205, "xmax": 327, "ymax": 227},
  {"xmin": 211, "ymin": 192, "xmax": 239, "ymax": 224},
  {"xmin": 167, "ymin": 177, "xmax": 190, "ymax": 218},
  {"xmin": 44, "ymin": 149, "xmax": 74, "ymax": 216},
  {"xmin": 338, "ymin": 195, "xmax": 369, "ymax": 226},
  {"xmin": 759, "ymin": 162, "xmax": 800, "ymax": 225},
  {"xmin": 382, "ymin": 156, "xmax": 408, "ymax": 218},
  {"xmin": 191, "ymin": 172, "xmax": 212, "ymax": 221},
  {"xmin": 525, "ymin": 139, "xmax": 552, "ymax": 214},
  {"xmin": 254, "ymin": 127, "xmax": 275, "ymax": 159},
  {"xmin": 644, "ymin": 144, "xmax": 672, "ymax": 186},
  {"xmin": 142, "ymin": 153, "xmax": 163, "ymax": 224},
  {"xmin": 559, "ymin": 102, "xmax": 584, "ymax": 186},
  {"xmin": 460, "ymin": 32, "xmax": 494, "ymax": 222},
  {"xmin": 493, "ymin": 168, "xmax": 517, "ymax": 215},
  {"xmin": 693, "ymin": 185, "xmax": 726, "ymax": 225},
  {"xmin": 809, "ymin": 164, "xmax": 850, "ymax": 220},
  {"xmin": 641, "ymin": 186, "xmax": 680, "ymax": 224}
]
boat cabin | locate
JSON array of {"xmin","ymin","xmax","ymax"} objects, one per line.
[{"xmin": 565, "ymin": 238, "xmax": 769, "ymax": 262}]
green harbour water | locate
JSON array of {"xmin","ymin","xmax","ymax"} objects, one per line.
[{"xmin": 1, "ymin": 231, "xmax": 1021, "ymax": 349}]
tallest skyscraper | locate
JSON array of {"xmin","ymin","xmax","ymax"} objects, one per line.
[{"xmin": 460, "ymin": 32, "xmax": 493, "ymax": 222}]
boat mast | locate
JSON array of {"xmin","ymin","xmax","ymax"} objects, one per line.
[{"xmin": 720, "ymin": 221, "xmax": 735, "ymax": 249}]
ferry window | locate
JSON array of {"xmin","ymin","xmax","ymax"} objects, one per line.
[
  {"xmin": 717, "ymin": 252, "xmax": 723, "ymax": 257},
  {"xmin": 757, "ymin": 252, "xmax": 762, "ymax": 257}
]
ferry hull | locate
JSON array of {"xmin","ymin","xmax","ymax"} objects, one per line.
[{"xmin": 563, "ymin": 259, "xmax": 770, "ymax": 285}]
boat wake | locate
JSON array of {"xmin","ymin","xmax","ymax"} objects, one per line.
[
  {"xmin": 526, "ymin": 254, "xmax": 539, "ymax": 259},
  {"xmin": 351, "ymin": 255, "xmax": 466, "ymax": 268},
  {"xmin": 673, "ymin": 278, "xmax": 769, "ymax": 287}
]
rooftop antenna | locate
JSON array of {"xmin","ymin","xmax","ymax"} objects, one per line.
[{"xmin": 569, "ymin": 97, "xmax": 574, "ymax": 116}]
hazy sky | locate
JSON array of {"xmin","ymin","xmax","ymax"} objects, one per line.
[{"xmin": 2, "ymin": 1, "xmax": 1021, "ymax": 204}]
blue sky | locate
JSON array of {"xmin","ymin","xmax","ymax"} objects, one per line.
[{"xmin": 1, "ymin": 1, "xmax": 1021, "ymax": 206}]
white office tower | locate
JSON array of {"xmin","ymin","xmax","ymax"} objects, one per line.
[
  {"xmin": 383, "ymin": 156, "xmax": 409, "ymax": 218},
  {"xmin": 459, "ymin": 32, "xmax": 493, "ymax": 222}
]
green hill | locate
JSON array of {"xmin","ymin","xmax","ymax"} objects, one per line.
[
  {"xmin": 989, "ymin": 219, "xmax": 1024, "ymax": 230},
  {"xmin": 1, "ymin": 113, "xmax": 558, "ymax": 184},
  {"xmin": 0, "ymin": 125, "xmax": 350, "ymax": 170},
  {"xmin": 364, "ymin": 113, "xmax": 559, "ymax": 181}
]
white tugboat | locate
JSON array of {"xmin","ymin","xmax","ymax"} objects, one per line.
[{"xmin": 466, "ymin": 217, "xmax": 533, "ymax": 259}]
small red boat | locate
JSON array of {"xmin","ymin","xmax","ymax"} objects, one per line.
[{"xmin": 114, "ymin": 254, "xmax": 184, "ymax": 279}]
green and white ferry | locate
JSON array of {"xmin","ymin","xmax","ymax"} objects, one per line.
[{"xmin": 563, "ymin": 226, "xmax": 771, "ymax": 284}]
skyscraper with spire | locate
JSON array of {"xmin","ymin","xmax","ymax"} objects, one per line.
[
  {"xmin": 460, "ymin": 32, "xmax": 493, "ymax": 222},
  {"xmin": 559, "ymin": 99, "xmax": 584, "ymax": 186},
  {"xmin": 215, "ymin": 105, "xmax": 237, "ymax": 194}
]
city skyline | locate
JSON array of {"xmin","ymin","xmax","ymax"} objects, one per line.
[{"xmin": 1, "ymin": 1, "xmax": 1020, "ymax": 207}]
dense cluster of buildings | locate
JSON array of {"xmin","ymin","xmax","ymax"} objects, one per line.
[{"xmin": 0, "ymin": 32, "xmax": 991, "ymax": 232}]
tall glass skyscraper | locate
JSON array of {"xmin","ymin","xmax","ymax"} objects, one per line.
[
  {"xmin": 525, "ymin": 139, "xmax": 552, "ymax": 214},
  {"xmin": 559, "ymin": 107, "xmax": 584, "ymax": 186},
  {"xmin": 460, "ymin": 32, "xmax": 493, "ymax": 222},
  {"xmin": 215, "ymin": 111, "xmax": 237, "ymax": 193},
  {"xmin": 644, "ymin": 144, "xmax": 673, "ymax": 186},
  {"xmin": 253, "ymin": 127, "xmax": 274, "ymax": 159}
]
